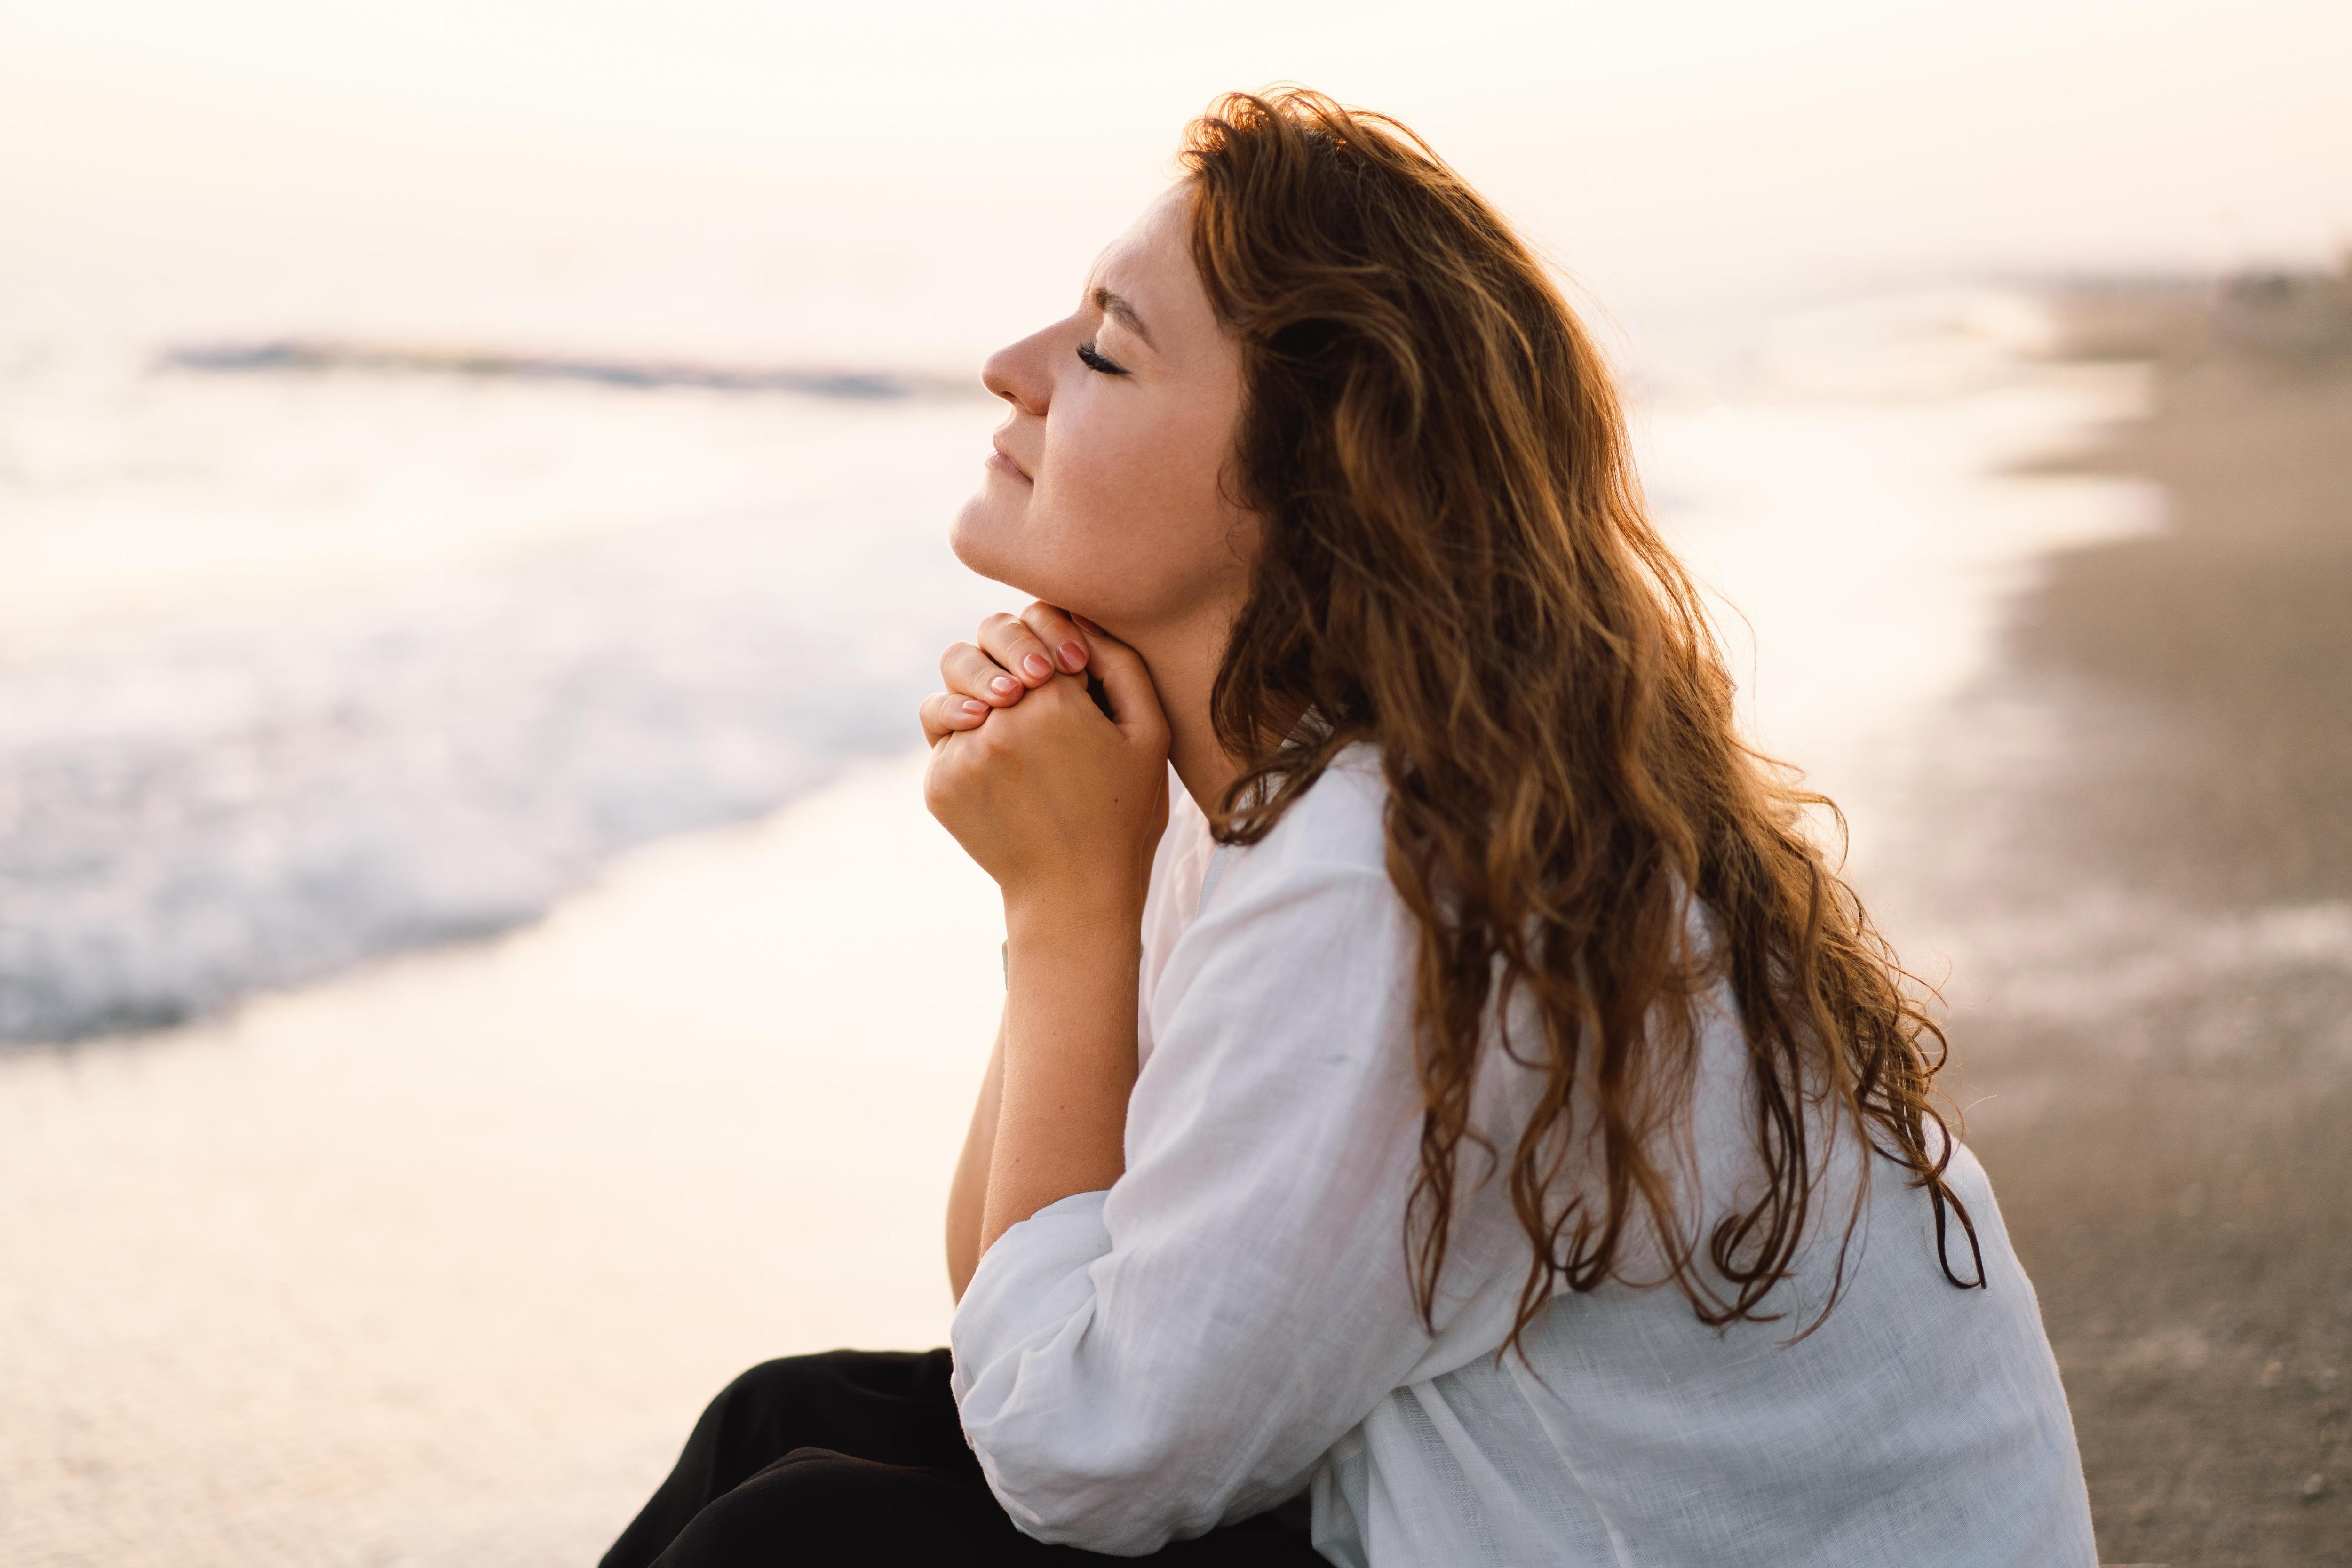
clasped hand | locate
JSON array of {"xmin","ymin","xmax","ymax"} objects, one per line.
[{"xmin": 920, "ymin": 603, "xmax": 1171, "ymax": 924}]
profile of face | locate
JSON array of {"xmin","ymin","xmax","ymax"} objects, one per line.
[{"xmin": 951, "ymin": 186, "xmax": 1256, "ymax": 641}]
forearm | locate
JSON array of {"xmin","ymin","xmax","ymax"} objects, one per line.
[
  {"xmin": 979, "ymin": 897, "xmax": 1143, "ymax": 1257},
  {"xmin": 946, "ymin": 1016, "xmax": 1006, "ymax": 1302}
]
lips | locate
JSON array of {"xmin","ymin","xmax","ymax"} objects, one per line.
[{"xmin": 987, "ymin": 435, "xmax": 1033, "ymax": 482}]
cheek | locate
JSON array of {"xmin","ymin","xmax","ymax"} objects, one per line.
[{"xmin": 1037, "ymin": 400, "xmax": 1240, "ymax": 613}]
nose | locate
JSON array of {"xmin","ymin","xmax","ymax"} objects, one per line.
[{"xmin": 979, "ymin": 325, "xmax": 1057, "ymax": 417}]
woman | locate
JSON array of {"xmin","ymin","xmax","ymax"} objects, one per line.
[{"xmin": 604, "ymin": 89, "xmax": 2095, "ymax": 1567}]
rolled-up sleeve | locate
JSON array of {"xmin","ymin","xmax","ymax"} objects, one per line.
[{"xmin": 950, "ymin": 849, "xmax": 1442, "ymax": 1554}]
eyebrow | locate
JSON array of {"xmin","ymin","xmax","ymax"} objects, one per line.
[{"xmin": 1092, "ymin": 287, "xmax": 1156, "ymax": 349}]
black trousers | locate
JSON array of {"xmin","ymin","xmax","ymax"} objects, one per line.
[{"xmin": 600, "ymin": 1350, "xmax": 1325, "ymax": 1567}]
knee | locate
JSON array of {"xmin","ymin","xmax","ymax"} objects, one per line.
[
  {"xmin": 719, "ymin": 1346, "xmax": 931, "ymax": 1406},
  {"xmin": 704, "ymin": 1351, "xmax": 870, "ymax": 1440},
  {"xmin": 668, "ymin": 1353, "xmax": 860, "ymax": 1503}
]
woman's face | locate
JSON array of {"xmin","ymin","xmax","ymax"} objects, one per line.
[{"xmin": 952, "ymin": 185, "xmax": 1255, "ymax": 638}]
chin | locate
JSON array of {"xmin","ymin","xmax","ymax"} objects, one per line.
[
  {"xmin": 948, "ymin": 490, "xmax": 1131, "ymax": 626},
  {"xmin": 948, "ymin": 493, "xmax": 1023, "ymax": 589}
]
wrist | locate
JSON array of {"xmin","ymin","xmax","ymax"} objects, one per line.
[{"xmin": 1003, "ymin": 885, "xmax": 1146, "ymax": 950}]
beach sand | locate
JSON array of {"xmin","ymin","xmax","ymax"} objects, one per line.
[{"xmin": 1899, "ymin": 277, "xmax": 2352, "ymax": 1565}]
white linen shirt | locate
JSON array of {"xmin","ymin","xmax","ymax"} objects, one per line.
[{"xmin": 951, "ymin": 747, "xmax": 2096, "ymax": 1566}]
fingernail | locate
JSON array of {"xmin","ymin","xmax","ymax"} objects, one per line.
[
  {"xmin": 990, "ymin": 675, "xmax": 1019, "ymax": 697},
  {"xmin": 1022, "ymin": 653, "xmax": 1053, "ymax": 680},
  {"xmin": 961, "ymin": 699, "xmax": 988, "ymax": 716},
  {"xmin": 1059, "ymin": 640, "xmax": 1087, "ymax": 671}
]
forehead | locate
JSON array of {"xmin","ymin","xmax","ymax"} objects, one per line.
[{"xmin": 1088, "ymin": 185, "xmax": 1207, "ymax": 326}]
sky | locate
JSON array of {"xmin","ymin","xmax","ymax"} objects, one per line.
[{"xmin": 3, "ymin": 0, "xmax": 2348, "ymax": 365}]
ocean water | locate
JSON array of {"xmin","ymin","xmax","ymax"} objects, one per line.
[{"xmin": 0, "ymin": 342, "xmax": 1001, "ymax": 1042}]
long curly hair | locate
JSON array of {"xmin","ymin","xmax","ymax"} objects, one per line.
[{"xmin": 1182, "ymin": 88, "xmax": 1981, "ymax": 1346}]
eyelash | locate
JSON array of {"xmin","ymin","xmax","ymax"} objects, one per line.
[{"xmin": 1075, "ymin": 342, "xmax": 1129, "ymax": 376}]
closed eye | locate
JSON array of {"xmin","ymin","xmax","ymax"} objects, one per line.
[{"xmin": 1075, "ymin": 342, "xmax": 1130, "ymax": 376}]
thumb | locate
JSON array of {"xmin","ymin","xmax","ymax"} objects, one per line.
[{"xmin": 1074, "ymin": 620, "xmax": 1170, "ymax": 752}]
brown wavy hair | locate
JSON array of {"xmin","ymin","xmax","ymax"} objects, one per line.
[{"xmin": 1181, "ymin": 88, "xmax": 1982, "ymax": 1346}]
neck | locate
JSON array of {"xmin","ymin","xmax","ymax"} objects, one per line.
[{"xmin": 1123, "ymin": 615, "xmax": 1242, "ymax": 820}]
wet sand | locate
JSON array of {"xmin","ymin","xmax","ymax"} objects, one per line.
[{"xmin": 1897, "ymin": 276, "xmax": 2352, "ymax": 1565}]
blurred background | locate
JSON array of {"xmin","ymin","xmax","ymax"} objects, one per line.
[{"xmin": 2, "ymin": 2, "xmax": 2348, "ymax": 1563}]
